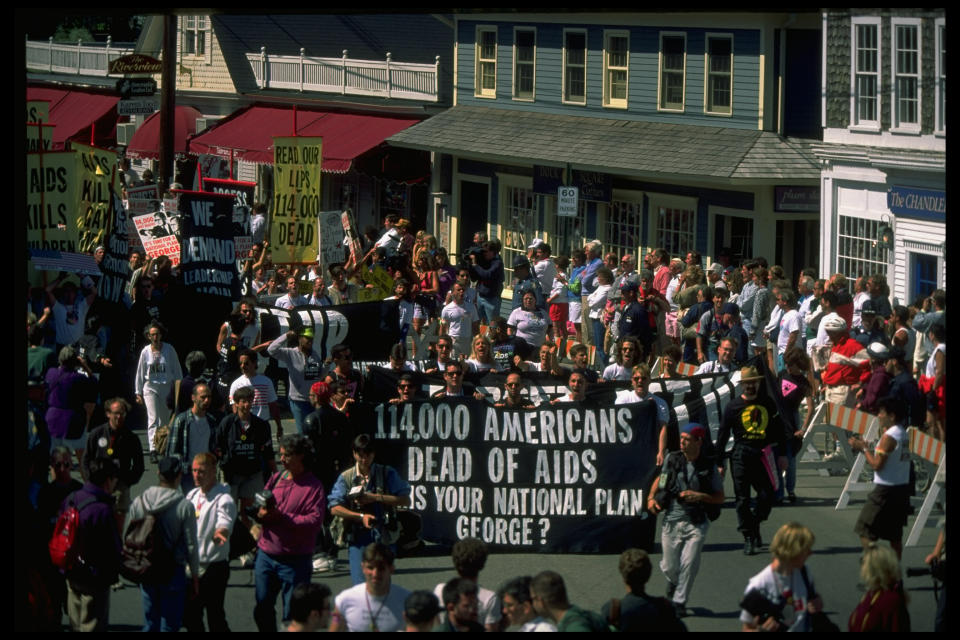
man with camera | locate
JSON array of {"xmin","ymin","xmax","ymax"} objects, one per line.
[
  {"xmin": 466, "ymin": 240, "xmax": 504, "ymax": 324},
  {"xmin": 252, "ymin": 434, "xmax": 326, "ymax": 632},
  {"xmin": 328, "ymin": 434, "xmax": 411, "ymax": 585}
]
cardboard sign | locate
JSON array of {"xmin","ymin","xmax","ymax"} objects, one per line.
[
  {"xmin": 27, "ymin": 151, "xmax": 78, "ymax": 252},
  {"xmin": 133, "ymin": 212, "xmax": 181, "ymax": 265},
  {"xmin": 26, "ymin": 123, "xmax": 54, "ymax": 152},
  {"xmin": 177, "ymin": 190, "xmax": 240, "ymax": 299},
  {"xmin": 97, "ymin": 192, "xmax": 132, "ymax": 303},
  {"xmin": 72, "ymin": 142, "xmax": 118, "ymax": 254},
  {"xmin": 271, "ymin": 136, "xmax": 322, "ymax": 263}
]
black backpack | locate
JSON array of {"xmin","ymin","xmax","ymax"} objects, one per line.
[{"xmin": 120, "ymin": 497, "xmax": 177, "ymax": 585}]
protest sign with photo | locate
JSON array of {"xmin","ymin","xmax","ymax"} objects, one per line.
[
  {"xmin": 72, "ymin": 142, "xmax": 118, "ymax": 254},
  {"xmin": 133, "ymin": 212, "xmax": 181, "ymax": 265},
  {"xmin": 177, "ymin": 190, "xmax": 241, "ymax": 299},
  {"xmin": 27, "ymin": 151, "xmax": 79, "ymax": 252},
  {"xmin": 125, "ymin": 184, "xmax": 161, "ymax": 215},
  {"xmin": 271, "ymin": 136, "xmax": 322, "ymax": 263}
]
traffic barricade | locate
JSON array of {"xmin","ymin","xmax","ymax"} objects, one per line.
[
  {"xmin": 796, "ymin": 402, "xmax": 879, "ymax": 502},
  {"xmin": 904, "ymin": 427, "xmax": 946, "ymax": 547}
]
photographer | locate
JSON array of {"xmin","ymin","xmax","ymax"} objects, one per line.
[
  {"xmin": 252, "ymin": 433, "xmax": 325, "ymax": 632},
  {"xmin": 329, "ymin": 434, "xmax": 411, "ymax": 585},
  {"xmin": 467, "ymin": 240, "xmax": 504, "ymax": 324}
]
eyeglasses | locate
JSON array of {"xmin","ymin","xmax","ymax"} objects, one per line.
[
  {"xmin": 445, "ymin": 371, "xmax": 462, "ymax": 377},
  {"xmin": 632, "ymin": 376, "xmax": 648, "ymax": 382},
  {"xmin": 398, "ymin": 384, "xmax": 414, "ymax": 389},
  {"xmin": 505, "ymin": 382, "xmax": 521, "ymax": 387}
]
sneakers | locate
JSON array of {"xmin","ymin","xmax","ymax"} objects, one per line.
[
  {"xmin": 239, "ymin": 549, "xmax": 258, "ymax": 568},
  {"xmin": 787, "ymin": 493, "xmax": 798, "ymax": 504},
  {"xmin": 744, "ymin": 537, "xmax": 756, "ymax": 556},
  {"xmin": 149, "ymin": 451, "xmax": 158, "ymax": 465},
  {"xmin": 312, "ymin": 556, "xmax": 336, "ymax": 573},
  {"xmin": 672, "ymin": 602, "xmax": 689, "ymax": 618}
]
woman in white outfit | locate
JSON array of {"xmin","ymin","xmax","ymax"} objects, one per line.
[{"xmin": 135, "ymin": 321, "xmax": 183, "ymax": 461}]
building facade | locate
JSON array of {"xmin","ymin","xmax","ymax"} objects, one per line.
[
  {"xmin": 815, "ymin": 8, "xmax": 945, "ymax": 305},
  {"xmin": 388, "ymin": 12, "xmax": 824, "ymax": 288}
]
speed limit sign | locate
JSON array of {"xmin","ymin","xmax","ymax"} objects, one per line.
[{"xmin": 558, "ymin": 186, "xmax": 578, "ymax": 217}]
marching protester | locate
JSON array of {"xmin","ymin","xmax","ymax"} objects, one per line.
[{"xmin": 135, "ymin": 321, "xmax": 183, "ymax": 464}]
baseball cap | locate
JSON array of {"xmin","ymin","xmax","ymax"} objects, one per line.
[
  {"xmin": 822, "ymin": 316, "xmax": 848, "ymax": 332},
  {"xmin": 867, "ymin": 342, "xmax": 891, "ymax": 360},
  {"xmin": 300, "ymin": 326, "xmax": 315, "ymax": 339},
  {"xmin": 860, "ymin": 299, "xmax": 877, "ymax": 315},
  {"xmin": 681, "ymin": 423, "xmax": 707, "ymax": 440},
  {"xmin": 512, "ymin": 255, "xmax": 531, "ymax": 269},
  {"xmin": 527, "ymin": 238, "xmax": 545, "ymax": 250}
]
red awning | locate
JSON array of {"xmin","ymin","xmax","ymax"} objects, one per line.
[
  {"xmin": 26, "ymin": 86, "xmax": 119, "ymax": 150},
  {"xmin": 126, "ymin": 105, "xmax": 203, "ymax": 159},
  {"xmin": 188, "ymin": 105, "xmax": 421, "ymax": 173}
]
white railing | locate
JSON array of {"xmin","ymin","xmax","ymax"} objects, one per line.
[
  {"xmin": 25, "ymin": 37, "xmax": 137, "ymax": 76},
  {"xmin": 246, "ymin": 48, "xmax": 440, "ymax": 102}
]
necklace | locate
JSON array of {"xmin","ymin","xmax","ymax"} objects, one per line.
[{"xmin": 365, "ymin": 589, "xmax": 388, "ymax": 631}]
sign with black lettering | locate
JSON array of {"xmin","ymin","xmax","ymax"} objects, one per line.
[
  {"xmin": 72, "ymin": 142, "xmax": 117, "ymax": 254},
  {"xmin": 26, "ymin": 123, "xmax": 54, "ymax": 152},
  {"xmin": 272, "ymin": 136, "xmax": 322, "ymax": 263},
  {"xmin": 27, "ymin": 151, "xmax": 77, "ymax": 253},
  {"xmin": 177, "ymin": 190, "xmax": 240, "ymax": 299},
  {"xmin": 97, "ymin": 192, "xmax": 132, "ymax": 303}
]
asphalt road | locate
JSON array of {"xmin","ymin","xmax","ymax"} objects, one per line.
[{"xmin": 69, "ymin": 418, "xmax": 944, "ymax": 632}]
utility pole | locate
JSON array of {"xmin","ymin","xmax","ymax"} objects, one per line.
[{"xmin": 158, "ymin": 14, "xmax": 177, "ymax": 192}]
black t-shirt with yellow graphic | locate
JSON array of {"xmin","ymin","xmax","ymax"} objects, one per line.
[{"xmin": 717, "ymin": 393, "xmax": 788, "ymax": 455}]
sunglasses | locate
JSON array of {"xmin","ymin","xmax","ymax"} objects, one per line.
[{"xmin": 398, "ymin": 384, "xmax": 415, "ymax": 389}]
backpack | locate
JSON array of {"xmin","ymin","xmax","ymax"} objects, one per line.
[
  {"xmin": 48, "ymin": 493, "xmax": 97, "ymax": 572},
  {"xmin": 119, "ymin": 497, "xmax": 177, "ymax": 585}
]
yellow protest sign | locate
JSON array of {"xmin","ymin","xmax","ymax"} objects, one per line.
[
  {"xmin": 26, "ymin": 123, "xmax": 54, "ymax": 152},
  {"xmin": 27, "ymin": 100, "xmax": 50, "ymax": 124},
  {"xmin": 355, "ymin": 262, "xmax": 396, "ymax": 302},
  {"xmin": 73, "ymin": 143, "xmax": 118, "ymax": 254},
  {"xmin": 27, "ymin": 151, "xmax": 79, "ymax": 252},
  {"xmin": 271, "ymin": 136, "xmax": 322, "ymax": 263}
]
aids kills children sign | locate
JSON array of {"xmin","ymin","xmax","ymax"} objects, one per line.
[
  {"xmin": 177, "ymin": 190, "xmax": 240, "ymax": 299},
  {"xmin": 272, "ymin": 136, "xmax": 322, "ymax": 263},
  {"xmin": 27, "ymin": 151, "xmax": 78, "ymax": 252}
]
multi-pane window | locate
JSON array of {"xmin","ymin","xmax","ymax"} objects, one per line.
[
  {"xmin": 513, "ymin": 29, "xmax": 535, "ymax": 100},
  {"xmin": 476, "ymin": 27, "xmax": 497, "ymax": 98},
  {"xmin": 853, "ymin": 21, "xmax": 880, "ymax": 126},
  {"xmin": 655, "ymin": 206, "xmax": 696, "ymax": 259},
  {"xmin": 183, "ymin": 16, "xmax": 207, "ymax": 56},
  {"xmin": 893, "ymin": 22, "xmax": 920, "ymax": 129},
  {"xmin": 659, "ymin": 34, "xmax": 686, "ymax": 111},
  {"xmin": 937, "ymin": 21, "xmax": 946, "ymax": 132},
  {"xmin": 603, "ymin": 32, "xmax": 629, "ymax": 108},
  {"xmin": 605, "ymin": 200, "xmax": 642, "ymax": 260},
  {"xmin": 706, "ymin": 35, "xmax": 732, "ymax": 114},
  {"xmin": 836, "ymin": 216, "xmax": 891, "ymax": 285},
  {"xmin": 502, "ymin": 186, "xmax": 540, "ymax": 284},
  {"xmin": 552, "ymin": 199, "xmax": 588, "ymax": 259},
  {"xmin": 563, "ymin": 31, "xmax": 586, "ymax": 104}
]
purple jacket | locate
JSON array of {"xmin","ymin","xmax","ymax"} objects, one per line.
[
  {"xmin": 257, "ymin": 470, "xmax": 326, "ymax": 557},
  {"xmin": 44, "ymin": 367, "xmax": 95, "ymax": 439},
  {"xmin": 61, "ymin": 482, "xmax": 121, "ymax": 587}
]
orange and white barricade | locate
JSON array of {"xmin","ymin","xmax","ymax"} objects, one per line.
[
  {"xmin": 905, "ymin": 428, "xmax": 946, "ymax": 547},
  {"xmin": 798, "ymin": 402, "xmax": 879, "ymax": 500}
]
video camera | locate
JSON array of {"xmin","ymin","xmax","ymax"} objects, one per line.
[{"xmin": 244, "ymin": 489, "xmax": 276, "ymax": 523}]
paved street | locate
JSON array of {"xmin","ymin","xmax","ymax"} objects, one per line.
[{"xmin": 73, "ymin": 417, "xmax": 942, "ymax": 632}]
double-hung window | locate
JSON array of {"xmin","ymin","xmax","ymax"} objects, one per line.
[
  {"xmin": 182, "ymin": 16, "xmax": 208, "ymax": 57},
  {"xmin": 851, "ymin": 18, "xmax": 881, "ymax": 128},
  {"xmin": 892, "ymin": 18, "xmax": 921, "ymax": 132},
  {"xmin": 513, "ymin": 28, "xmax": 536, "ymax": 101},
  {"xmin": 476, "ymin": 27, "xmax": 497, "ymax": 98},
  {"xmin": 659, "ymin": 33, "xmax": 686, "ymax": 111},
  {"xmin": 603, "ymin": 31, "xmax": 629, "ymax": 108},
  {"xmin": 936, "ymin": 18, "xmax": 946, "ymax": 134},
  {"xmin": 705, "ymin": 34, "xmax": 733, "ymax": 115},
  {"xmin": 563, "ymin": 30, "xmax": 587, "ymax": 105}
]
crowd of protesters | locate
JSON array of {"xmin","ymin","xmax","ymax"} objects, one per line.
[{"xmin": 23, "ymin": 200, "xmax": 946, "ymax": 631}]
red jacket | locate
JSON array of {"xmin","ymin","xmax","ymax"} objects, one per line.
[{"xmin": 822, "ymin": 335, "xmax": 869, "ymax": 386}]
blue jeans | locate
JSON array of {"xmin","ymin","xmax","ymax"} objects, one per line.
[
  {"xmin": 477, "ymin": 295, "xmax": 500, "ymax": 324},
  {"xmin": 141, "ymin": 564, "xmax": 187, "ymax": 632},
  {"xmin": 592, "ymin": 319, "xmax": 607, "ymax": 367},
  {"xmin": 253, "ymin": 551, "xmax": 312, "ymax": 631},
  {"xmin": 287, "ymin": 399, "xmax": 313, "ymax": 435}
]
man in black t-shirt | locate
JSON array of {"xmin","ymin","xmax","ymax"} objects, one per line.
[{"xmin": 717, "ymin": 366, "xmax": 788, "ymax": 556}]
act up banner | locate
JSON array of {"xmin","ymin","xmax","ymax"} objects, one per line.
[
  {"xmin": 177, "ymin": 190, "xmax": 240, "ymax": 299},
  {"xmin": 271, "ymin": 136, "xmax": 322, "ymax": 263},
  {"xmin": 72, "ymin": 142, "xmax": 118, "ymax": 254},
  {"xmin": 27, "ymin": 151, "xmax": 78, "ymax": 252}
]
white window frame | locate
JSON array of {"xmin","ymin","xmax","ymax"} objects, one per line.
[
  {"xmin": 603, "ymin": 30, "xmax": 630, "ymax": 109},
  {"xmin": 181, "ymin": 16, "xmax": 211, "ymax": 64},
  {"xmin": 512, "ymin": 27, "xmax": 536, "ymax": 102},
  {"xmin": 704, "ymin": 33, "xmax": 734, "ymax": 116},
  {"xmin": 548, "ymin": 197, "xmax": 589, "ymax": 259},
  {"xmin": 835, "ymin": 214, "xmax": 892, "ymax": 284},
  {"xmin": 475, "ymin": 26, "xmax": 498, "ymax": 99},
  {"xmin": 650, "ymin": 194, "xmax": 698, "ymax": 260},
  {"xmin": 658, "ymin": 32, "xmax": 687, "ymax": 112},
  {"xmin": 891, "ymin": 17, "xmax": 922, "ymax": 134},
  {"xmin": 604, "ymin": 197, "xmax": 643, "ymax": 260},
  {"xmin": 935, "ymin": 18, "xmax": 946, "ymax": 135},
  {"xmin": 850, "ymin": 16, "xmax": 882, "ymax": 131},
  {"xmin": 562, "ymin": 28, "xmax": 587, "ymax": 105},
  {"xmin": 499, "ymin": 178, "xmax": 541, "ymax": 285}
]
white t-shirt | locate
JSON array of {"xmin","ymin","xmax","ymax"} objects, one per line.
[
  {"xmin": 925, "ymin": 342, "xmax": 945, "ymax": 378},
  {"xmin": 433, "ymin": 582, "xmax": 502, "ymax": 627},
  {"xmin": 274, "ymin": 294, "xmax": 308, "ymax": 310},
  {"xmin": 335, "ymin": 582, "xmax": 410, "ymax": 632},
  {"xmin": 52, "ymin": 297, "xmax": 89, "ymax": 346},
  {"xmin": 374, "ymin": 228, "xmax": 402, "ymax": 255},
  {"xmin": 229, "ymin": 374, "xmax": 278, "ymax": 421},
  {"xmin": 777, "ymin": 309, "xmax": 801, "ymax": 354},
  {"xmin": 507, "ymin": 307, "xmax": 550, "ymax": 348},
  {"xmin": 602, "ymin": 363, "xmax": 632, "ymax": 381},
  {"xmin": 441, "ymin": 300, "xmax": 480, "ymax": 339},
  {"xmin": 520, "ymin": 618, "xmax": 558, "ymax": 632},
  {"xmin": 533, "ymin": 259, "xmax": 557, "ymax": 295},
  {"xmin": 740, "ymin": 565, "xmax": 812, "ymax": 632},
  {"xmin": 614, "ymin": 390, "xmax": 670, "ymax": 426},
  {"xmin": 875, "ymin": 423, "xmax": 911, "ymax": 486}
]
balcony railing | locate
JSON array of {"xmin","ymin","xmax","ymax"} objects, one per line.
[
  {"xmin": 246, "ymin": 48, "xmax": 439, "ymax": 102},
  {"xmin": 26, "ymin": 37, "xmax": 138, "ymax": 76}
]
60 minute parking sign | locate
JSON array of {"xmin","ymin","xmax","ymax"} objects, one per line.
[{"xmin": 558, "ymin": 186, "xmax": 578, "ymax": 217}]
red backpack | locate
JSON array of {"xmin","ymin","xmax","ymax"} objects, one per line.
[{"xmin": 48, "ymin": 493, "xmax": 96, "ymax": 572}]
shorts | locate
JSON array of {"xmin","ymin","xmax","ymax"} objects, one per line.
[
  {"xmin": 112, "ymin": 480, "xmax": 132, "ymax": 512},
  {"xmin": 854, "ymin": 484, "xmax": 911, "ymax": 543},
  {"xmin": 549, "ymin": 303, "xmax": 568, "ymax": 327},
  {"xmin": 228, "ymin": 471, "xmax": 266, "ymax": 501}
]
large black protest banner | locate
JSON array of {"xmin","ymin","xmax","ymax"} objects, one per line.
[
  {"xmin": 177, "ymin": 190, "xmax": 240, "ymax": 299},
  {"xmin": 256, "ymin": 302, "xmax": 402, "ymax": 361},
  {"xmin": 96, "ymin": 191, "xmax": 131, "ymax": 303},
  {"xmin": 362, "ymin": 398, "xmax": 660, "ymax": 553}
]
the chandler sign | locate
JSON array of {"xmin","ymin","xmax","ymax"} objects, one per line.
[{"xmin": 108, "ymin": 54, "xmax": 163, "ymax": 75}]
